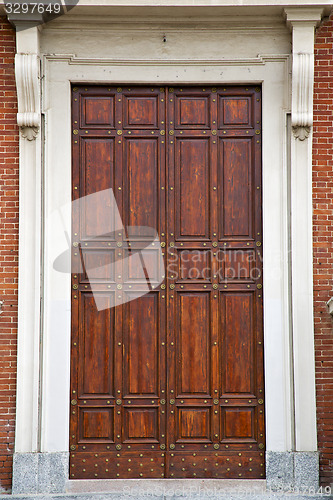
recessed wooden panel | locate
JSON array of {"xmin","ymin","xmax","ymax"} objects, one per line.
[
  {"xmin": 219, "ymin": 138, "xmax": 252, "ymax": 238},
  {"xmin": 124, "ymin": 408, "xmax": 159, "ymax": 442},
  {"xmin": 83, "ymin": 250, "xmax": 115, "ymax": 281},
  {"xmin": 124, "ymin": 96, "xmax": 158, "ymax": 128},
  {"xmin": 223, "ymin": 249, "xmax": 256, "ymax": 281},
  {"xmin": 80, "ymin": 408, "xmax": 114, "ymax": 441},
  {"xmin": 176, "ymin": 139, "xmax": 210, "ymax": 239},
  {"xmin": 176, "ymin": 96, "xmax": 210, "ymax": 128},
  {"xmin": 82, "ymin": 138, "xmax": 115, "ymax": 239},
  {"xmin": 81, "ymin": 96, "xmax": 115, "ymax": 127},
  {"xmin": 124, "ymin": 138, "xmax": 158, "ymax": 229},
  {"xmin": 123, "ymin": 293, "xmax": 159, "ymax": 396},
  {"xmin": 177, "ymin": 408, "xmax": 211, "ymax": 441},
  {"xmin": 124, "ymin": 248, "xmax": 161, "ymax": 283},
  {"xmin": 178, "ymin": 292, "xmax": 211, "ymax": 395},
  {"xmin": 219, "ymin": 97, "xmax": 251, "ymax": 127},
  {"xmin": 221, "ymin": 292, "xmax": 254, "ymax": 394},
  {"xmin": 223, "ymin": 408, "xmax": 254, "ymax": 440},
  {"xmin": 81, "ymin": 293, "xmax": 114, "ymax": 396},
  {"xmin": 178, "ymin": 249, "xmax": 211, "ymax": 281}
]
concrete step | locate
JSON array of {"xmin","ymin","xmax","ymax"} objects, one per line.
[
  {"xmin": 0, "ymin": 478, "xmax": 332, "ymax": 500},
  {"xmin": 0, "ymin": 494, "xmax": 331, "ymax": 499}
]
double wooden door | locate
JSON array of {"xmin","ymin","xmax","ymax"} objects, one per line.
[{"xmin": 70, "ymin": 85, "xmax": 264, "ymax": 479}]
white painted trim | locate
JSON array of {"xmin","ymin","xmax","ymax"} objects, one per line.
[
  {"xmin": 15, "ymin": 27, "xmax": 42, "ymax": 454},
  {"xmin": 37, "ymin": 46, "xmax": 293, "ymax": 453},
  {"xmin": 290, "ymin": 132, "xmax": 317, "ymax": 451},
  {"xmin": 43, "ymin": 54, "xmax": 290, "ymax": 66},
  {"xmin": 286, "ymin": 8, "xmax": 321, "ymax": 452},
  {"xmin": 15, "ymin": 135, "xmax": 42, "ymax": 453}
]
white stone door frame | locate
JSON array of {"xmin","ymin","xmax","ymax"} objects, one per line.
[{"xmin": 10, "ymin": 4, "xmax": 327, "ymax": 494}]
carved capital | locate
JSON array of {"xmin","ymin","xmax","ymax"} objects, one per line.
[
  {"xmin": 291, "ymin": 52, "xmax": 314, "ymax": 141},
  {"xmin": 327, "ymin": 297, "xmax": 333, "ymax": 317},
  {"xmin": 15, "ymin": 54, "xmax": 41, "ymax": 140},
  {"xmin": 292, "ymin": 125, "xmax": 311, "ymax": 141},
  {"xmin": 20, "ymin": 126, "xmax": 40, "ymax": 141}
]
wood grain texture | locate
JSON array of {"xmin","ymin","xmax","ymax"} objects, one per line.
[
  {"xmin": 70, "ymin": 85, "xmax": 264, "ymax": 480},
  {"xmin": 123, "ymin": 293, "xmax": 159, "ymax": 397}
]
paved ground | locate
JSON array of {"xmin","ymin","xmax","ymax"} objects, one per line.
[
  {"xmin": 0, "ymin": 495, "xmax": 332, "ymax": 499},
  {"xmin": 0, "ymin": 493, "xmax": 332, "ymax": 499},
  {"xmin": 1, "ymin": 479, "xmax": 332, "ymax": 499}
]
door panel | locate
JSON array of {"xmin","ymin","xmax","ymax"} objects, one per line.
[
  {"xmin": 175, "ymin": 95, "xmax": 211, "ymax": 129},
  {"xmin": 123, "ymin": 95, "xmax": 159, "ymax": 129},
  {"xmin": 177, "ymin": 138, "xmax": 210, "ymax": 239},
  {"xmin": 123, "ymin": 138, "xmax": 159, "ymax": 228},
  {"xmin": 70, "ymin": 85, "xmax": 264, "ymax": 480},
  {"xmin": 223, "ymin": 408, "xmax": 254, "ymax": 440},
  {"xmin": 221, "ymin": 292, "xmax": 255, "ymax": 395},
  {"xmin": 218, "ymin": 95, "xmax": 254, "ymax": 128},
  {"xmin": 178, "ymin": 292, "xmax": 211, "ymax": 396},
  {"xmin": 81, "ymin": 138, "xmax": 115, "ymax": 239},
  {"xmin": 79, "ymin": 408, "xmax": 114, "ymax": 442},
  {"xmin": 81, "ymin": 293, "xmax": 114, "ymax": 397},
  {"xmin": 123, "ymin": 293, "xmax": 159, "ymax": 397},
  {"xmin": 177, "ymin": 407, "xmax": 211, "ymax": 441},
  {"xmin": 81, "ymin": 96, "xmax": 115, "ymax": 128},
  {"xmin": 219, "ymin": 138, "xmax": 253, "ymax": 238},
  {"xmin": 123, "ymin": 407, "xmax": 159, "ymax": 442}
]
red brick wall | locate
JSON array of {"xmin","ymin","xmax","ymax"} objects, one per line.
[
  {"xmin": 0, "ymin": 17, "xmax": 19, "ymax": 491},
  {"xmin": 313, "ymin": 14, "xmax": 333, "ymax": 488}
]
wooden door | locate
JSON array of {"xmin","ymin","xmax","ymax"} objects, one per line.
[{"xmin": 70, "ymin": 85, "xmax": 264, "ymax": 480}]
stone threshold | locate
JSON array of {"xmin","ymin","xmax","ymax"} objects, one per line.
[
  {"xmin": 66, "ymin": 478, "xmax": 266, "ymax": 494},
  {"xmin": 0, "ymin": 492, "xmax": 330, "ymax": 500},
  {"xmin": 1, "ymin": 480, "xmax": 332, "ymax": 500}
]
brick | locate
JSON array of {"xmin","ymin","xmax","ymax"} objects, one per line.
[
  {"xmin": 314, "ymin": 13, "xmax": 333, "ymax": 487},
  {"xmin": 0, "ymin": 16, "xmax": 17, "ymax": 492}
]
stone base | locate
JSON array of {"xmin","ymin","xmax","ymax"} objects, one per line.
[
  {"xmin": 266, "ymin": 451, "xmax": 319, "ymax": 492},
  {"xmin": 10, "ymin": 451, "xmax": 320, "ymax": 497},
  {"xmin": 12, "ymin": 452, "xmax": 68, "ymax": 495}
]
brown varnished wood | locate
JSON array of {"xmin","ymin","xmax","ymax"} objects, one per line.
[
  {"xmin": 80, "ymin": 293, "xmax": 114, "ymax": 397},
  {"xmin": 123, "ymin": 293, "xmax": 159, "ymax": 397},
  {"xmin": 70, "ymin": 85, "xmax": 264, "ymax": 480}
]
